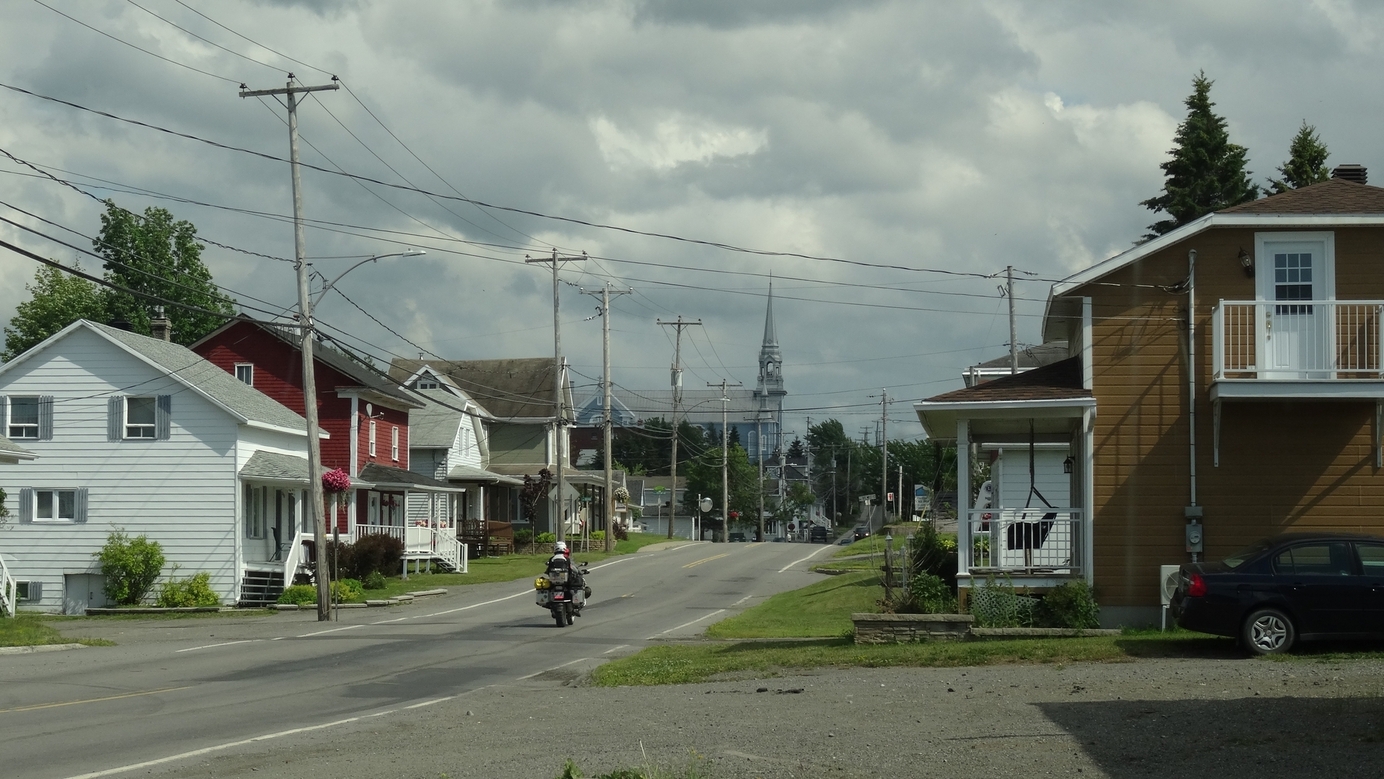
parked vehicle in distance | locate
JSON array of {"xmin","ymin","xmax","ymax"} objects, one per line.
[
  {"xmin": 729, "ymin": 532, "xmax": 747, "ymax": 542},
  {"xmin": 1170, "ymin": 532, "xmax": 1384, "ymax": 655},
  {"xmin": 808, "ymin": 526, "xmax": 830, "ymax": 544},
  {"xmin": 852, "ymin": 525, "xmax": 871, "ymax": 541}
]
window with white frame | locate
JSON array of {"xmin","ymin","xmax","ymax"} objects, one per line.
[
  {"xmin": 125, "ymin": 397, "xmax": 156, "ymax": 439},
  {"xmin": 36, "ymin": 489, "xmax": 76, "ymax": 522},
  {"xmin": 235, "ymin": 363, "xmax": 254, "ymax": 386},
  {"xmin": 7, "ymin": 396, "xmax": 39, "ymax": 439},
  {"xmin": 415, "ymin": 378, "xmax": 439, "ymax": 390},
  {"xmin": 244, "ymin": 484, "xmax": 267, "ymax": 538},
  {"xmin": 391, "ymin": 425, "xmax": 399, "ymax": 461},
  {"xmin": 369, "ymin": 419, "xmax": 377, "ymax": 457}
]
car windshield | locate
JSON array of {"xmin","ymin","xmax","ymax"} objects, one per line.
[{"xmin": 1222, "ymin": 539, "xmax": 1271, "ymax": 569}]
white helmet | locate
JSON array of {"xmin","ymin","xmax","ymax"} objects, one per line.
[{"xmin": 554, "ymin": 541, "xmax": 568, "ymax": 553}]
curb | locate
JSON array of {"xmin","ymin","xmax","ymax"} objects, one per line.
[{"xmin": 0, "ymin": 643, "xmax": 86, "ymax": 655}]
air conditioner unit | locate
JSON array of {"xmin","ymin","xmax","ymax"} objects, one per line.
[{"xmin": 1158, "ymin": 564, "xmax": 1181, "ymax": 631}]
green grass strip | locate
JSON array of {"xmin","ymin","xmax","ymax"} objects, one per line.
[
  {"xmin": 0, "ymin": 614, "xmax": 113, "ymax": 647},
  {"xmin": 707, "ymin": 570, "xmax": 883, "ymax": 639}
]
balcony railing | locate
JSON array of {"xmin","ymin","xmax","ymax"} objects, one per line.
[
  {"xmin": 1213, "ymin": 300, "xmax": 1384, "ymax": 381},
  {"xmin": 965, "ymin": 509, "xmax": 1083, "ymax": 575},
  {"xmin": 354, "ymin": 523, "xmax": 466, "ymax": 573}
]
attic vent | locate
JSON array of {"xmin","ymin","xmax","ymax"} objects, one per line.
[{"xmin": 1331, "ymin": 164, "xmax": 1368, "ymax": 184}]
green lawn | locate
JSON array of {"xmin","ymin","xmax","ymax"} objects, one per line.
[
  {"xmin": 707, "ymin": 570, "xmax": 883, "ymax": 639},
  {"xmin": 0, "ymin": 614, "xmax": 114, "ymax": 648},
  {"xmin": 591, "ymin": 630, "xmax": 1237, "ymax": 686}
]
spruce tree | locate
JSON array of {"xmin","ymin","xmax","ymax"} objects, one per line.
[
  {"xmin": 1268, "ymin": 121, "xmax": 1330, "ymax": 194},
  {"xmin": 1141, "ymin": 72, "xmax": 1258, "ymax": 238}
]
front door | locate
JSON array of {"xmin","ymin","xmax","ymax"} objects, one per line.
[
  {"xmin": 1257, "ymin": 235, "xmax": 1333, "ymax": 378},
  {"xmin": 63, "ymin": 574, "xmax": 107, "ymax": 615}
]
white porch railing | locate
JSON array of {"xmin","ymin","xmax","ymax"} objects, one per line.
[
  {"xmin": 1, "ymin": 554, "xmax": 16, "ymax": 618},
  {"xmin": 966, "ymin": 509, "xmax": 1083, "ymax": 574},
  {"xmin": 1213, "ymin": 300, "xmax": 1384, "ymax": 380},
  {"xmin": 282, "ymin": 530, "xmax": 305, "ymax": 592},
  {"xmin": 354, "ymin": 524, "xmax": 467, "ymax": 573}
]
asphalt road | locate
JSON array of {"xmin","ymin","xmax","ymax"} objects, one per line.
[{"xmin": 0, "ymin": 540, "xmax": 835, "ymax": 779}]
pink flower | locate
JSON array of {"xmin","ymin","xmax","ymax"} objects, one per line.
[{"xmin": 322, "ymin": 468, "xmax": 351, "ymax": 494}]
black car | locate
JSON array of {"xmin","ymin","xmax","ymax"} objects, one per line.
[
  {"xmin": 728, "ymin": 532, "xmax": 747, "ymax": 542},
  {"xmin": 808, "ymin": 526, "xmax": 830, "ymax": 544},
  {"xmin": 1171, "ymin": 532, "xmax": 1384, "ymax": 655},
  {"xmin": 852, "ymin": 525, "xmax": 871, "ymax": 541}
]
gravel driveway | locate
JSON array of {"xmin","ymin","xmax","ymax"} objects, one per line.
[{"xmin": 148, "ymin": 653, "xmax": 1384, "ymax": 779}]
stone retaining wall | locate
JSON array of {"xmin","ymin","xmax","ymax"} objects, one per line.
[{"xmin": 852, "ymin": 613, "xmax": 974, "ymax": 643}]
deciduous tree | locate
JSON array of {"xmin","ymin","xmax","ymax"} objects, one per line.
[{"xmin": 3, "ymin": 263, "xmax": 104, "ymax": 360}]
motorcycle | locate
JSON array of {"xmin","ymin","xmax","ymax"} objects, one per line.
[{"xmin": 534, "ymin": 558, "xmax": 590, "ymax": 627}]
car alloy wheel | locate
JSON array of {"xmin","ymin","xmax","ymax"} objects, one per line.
[{"xmin": 1243, "ymin": 608, "xmax": 1295, "ymax": 655}]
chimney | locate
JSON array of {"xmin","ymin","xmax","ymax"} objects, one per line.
[
  {"xmin": 110, "ymin": 317, "xmax": 133, "ymax": 332},
  {"xmin": 150, "ymin": 306, "xmax": 172, "ymax": 342},
  {"xmin": 1331, "ymin": 164, "xmax": 1368, "ymax": 185}
]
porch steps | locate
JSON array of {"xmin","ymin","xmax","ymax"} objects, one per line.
[{"xmin": 238, "ymin": 570, "xmax": 284, "ymax": 608}]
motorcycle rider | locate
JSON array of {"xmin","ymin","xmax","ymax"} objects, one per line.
[{"xmin": 546, "ymin": 541, "xmax": 590, "ymax": 601}]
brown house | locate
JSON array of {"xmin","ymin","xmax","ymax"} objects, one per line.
[{"xmin": 917, "ymin": 171, "xmax": 1384, "ymax": 626}]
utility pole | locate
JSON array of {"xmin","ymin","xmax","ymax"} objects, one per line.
[
  {"xmin": 710, "ymin": 379, "xmax": 742, "ymax": 542},
  {"xmin": 657, "ymin": 317, "xmax": 701, "ymax": 538},
  {"xmin": 584, "ymin": 283, "xmax": 631, "ymax": 553},
  {"xmin": 751, "ymin": 411, "xmax": 771, "ymax": 542},
  {"xmin": 526, "ymin": 249, "xmax": 586, "ymax": 543},
  {"xmin": 880, "ymin": 389, "xmax": 889, "ymax": 527},
  {"xmin": 240, "ymin": 75, "xmax": 339, "ymax": 622},
  {"xmin": 1008, "ymin": 265, "xmax": 1018, "ymax": 375}
]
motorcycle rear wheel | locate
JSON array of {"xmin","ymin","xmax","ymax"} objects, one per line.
[
  {"xmin": 564, "ymin": 604, "xmax": 575, "ymax": 625},
  {"xmin": 553, "ymin": 607, "xmax": 566, "ymax": 627}
]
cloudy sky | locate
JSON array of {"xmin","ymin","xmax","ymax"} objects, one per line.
[{"xmin": 1, "ymin": 1, "xmax": 1381, "ymax": 443}]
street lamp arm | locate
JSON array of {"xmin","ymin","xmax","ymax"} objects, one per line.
[{"xmin": 313, "ymin": 249, "xmax": 425, "ymax": 308}]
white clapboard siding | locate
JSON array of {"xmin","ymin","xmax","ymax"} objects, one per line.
[{"xmin": 0, "ymin": 327, "xmax": 240, "ymax": 611}]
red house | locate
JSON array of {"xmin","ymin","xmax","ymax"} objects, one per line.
[{"xmin": 193, "ymin": 317, "xmax": 463, "ymax": 571}]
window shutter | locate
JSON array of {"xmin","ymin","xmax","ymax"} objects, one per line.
[
  {"xmin": 108, "ymin": 397, "xmax": 123, "ymax": 441},
  {"xmin": 156, "ymin": 395, "xmax": 171, "ymax": 440},
  {"xmin": 18, "ymin": 488, "xmax": 33, "ymax": 523},
  {"xmin": 75, "ymin": 488, "xmax": 89, "ymax": 524},
  {"xmin": 27, "ymin": 581, "xmax": 42, "ymax": 602},
  {"xmin": 0, "ymin": 396, "xmax": 7, "ymax": 432},
  {"xmin": 38, "ymin": 396, "xmax": 54, "ymax": 440}
]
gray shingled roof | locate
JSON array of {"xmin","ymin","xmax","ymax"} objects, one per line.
[
  {"xmin": 240, "ymin": 450, "xmax": 310, "ymax": 482},
  {"xmin": 389, "ymin": 357, "xmax": 567, "ymax": 420},
  {"xmin": 90, "ymin": 321, "xmax": 309, "ymax": 432},
  {"xmin": 359, "ymin": 462, "xmax": 455, "ymax": 489},
  {"xmin": 407, "ymin": 387, "xmax": 469, "ymax": 448},
  {"xmin": 0, "ymin": 432, "xmax": 35, "ymax": 460},
  {"xmin": 1219, "ymin": 178, "xmax": 1384, "ymax": 214},
  {"xmin": 447, "ymin": 463, "xmax": 523, "ymax": 485}
]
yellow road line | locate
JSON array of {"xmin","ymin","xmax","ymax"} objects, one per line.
[
  {"xmin": 0, "ymin": 685, "xmax": 193, "ymax": 714},
  {"xmin": 683, "ymin": 553, "xmax": 729, "ymax": 569}
]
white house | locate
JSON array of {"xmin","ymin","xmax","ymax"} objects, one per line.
[{"xmin": 0, "ymin": 320, "xmax": 319, "ymax": 613}]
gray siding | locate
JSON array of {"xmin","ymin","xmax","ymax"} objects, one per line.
[{"xmin": 0, "ymin": 328, "xmax": 239, "ymax": 611}]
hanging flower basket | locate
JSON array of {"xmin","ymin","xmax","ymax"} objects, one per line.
[
  {"xmin": 613, "ymin": 486, "xmax": 631, "ymax": 503},
  {"xmin": 322, "ymin": 468, "xmax": 351, "ymax": 494}
]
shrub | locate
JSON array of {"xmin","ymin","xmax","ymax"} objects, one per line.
[
  {"xmin": 278, "ymin": 584, "xmax": 317, "ymax": 606},
  {"xmin": 906, "ymin": 521, "xmax": 958, "ymax": 588},
  {"xmin": 325, "ymin": 540, "xmax": 356, "ymax": 581},
  {"xmin": 351, "ymin": 533, "xmax": 405, "ymax": 579},
  {"xmin": 157, "ymin": 571, "xmax": 220, "ymax": 607},
  {"xmin": 881, "ymin": 572, "xmax": 957, "ymax": 614},
  {"xmin": 513, "ymin": 528, "xmax": 534, "ymax": 549},
  {"xmin": 363, "ymin": 570, "xmax": 387, "ymax": 590},
  {"xmin": 969, "ymin": 575, "xmax": 1038, "ymax": 628},
  {"xmin": 1036, "ymin": 580, "xmax": 1101, "ymax": 629},
  {"xmin": 612, "ymin": 523, "xmax": 629, "ymax": 541},
  {"xmin": 332, "ymin": 578, "xmax": 364, "ymax": 602},
  {"xmin": 535, "ymin": 531, "xmax": 556, "ymax": 545},
  {"xmin": 94, "ymin": 530, "xmax": 165, "ymax": 605},
  {"xmin": 591, "ymin": 530, "xmax": 605, "ymax": 542}
]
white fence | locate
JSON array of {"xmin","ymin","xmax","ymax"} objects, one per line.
[
  {"xmin": 1214, "ymin": 300, "xmax": 1384, "ymax": 380},
  {"xmin": 354, "ymin": 524, "xmax": 466, "ymax": 573},
  {"xmin": 966, "ymin": 509, "xmax": 1082, "ymax": 573}
]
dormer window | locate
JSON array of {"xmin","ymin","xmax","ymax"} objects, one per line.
[{"xmin": 416, "ymin": 379, "xmax": 439, "ymax": 390}]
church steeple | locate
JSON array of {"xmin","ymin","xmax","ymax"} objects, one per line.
[{"xmin": 756, "ymin": 280, "xmax": 785, "ymax": 398}]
